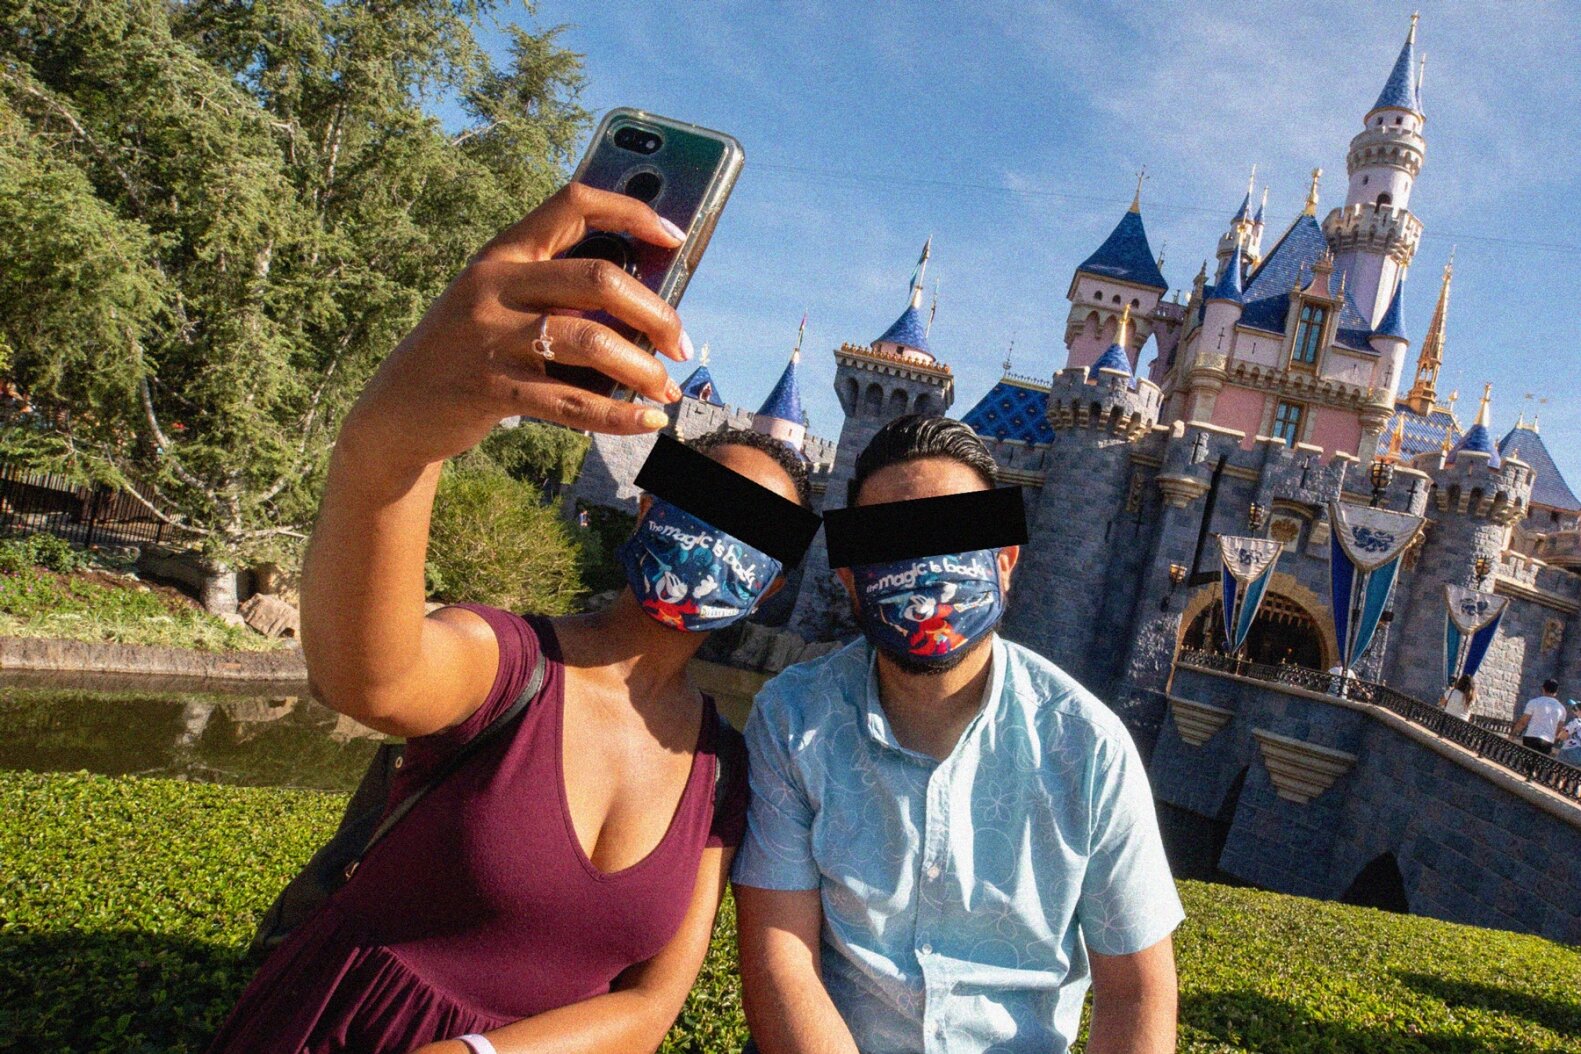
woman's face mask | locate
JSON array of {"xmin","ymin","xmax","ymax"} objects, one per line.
[
  {"xmin": 618, "ymin": 498, "xmax": 782, "ymax": 633},
  {"xmin": 851, "ymin": 548, "xmax": 1004, "ymax": 670}
]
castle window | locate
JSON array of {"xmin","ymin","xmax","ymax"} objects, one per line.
[
  {"xmin": 1292, "ymin": 303, "xmax": 1326, "ymax": 366},
  {"xmin": 1131, "ymin": 298, "xmax": 1141, "ymax": 308},
  {"xmin": 1273, "ymin": 401, "xmax": 1304, "ymax": 446},
  {"xmin": 1376, "ymin": 192, "xmax": 1392, "ymax": 208},
  {"xmin": 1361, "ymin": 175, "xmax": 1369, "ymax": 186},
  {"xmin": 1112, "ymin": 294, "xmax": 1121, "ymax": 304},
  {"xmin": 1394, "ymin": 115, "xmax": 1403, "ymax": 125},
  {"xmin": 1093, "ymin": 288, "xmax": 1103, "ymax": 300}
]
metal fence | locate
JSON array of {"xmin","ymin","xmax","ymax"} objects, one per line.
[
  {"xmin": 1175, "ymin": 649, "xmax": 1581, "ymax": 803},
  {"xmin": 0, "ymin": 461, "xmax": 196, "ymax": 550}
]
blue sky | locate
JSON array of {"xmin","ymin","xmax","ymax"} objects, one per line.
[{"xmin": 478, "ymin": 2, "xmax": 1581, "ymax": 486}]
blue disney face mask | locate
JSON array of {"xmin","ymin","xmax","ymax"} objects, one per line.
[
  {"xmin": 617, "ymin": 498, "xmax": 783, "ymax": 633},
  {"xmin": 851, "ymin": 548, "xmax": 1005, "ymax": 671}
]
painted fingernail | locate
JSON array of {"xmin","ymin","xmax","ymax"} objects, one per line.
[
  {"xmin": 665, "ymin": 380, "xmax": 682, "ymax": 402},
  {"xmin": 679, "ymin": 330, "xmax": 695, "ymax": 361},
  {"xmin": 657, "ymin": 216, "xmax": 686, "ymax": 243},
  {"xmin": 641, "ymin": 408, "xmax": 670, "ymax": 430}
]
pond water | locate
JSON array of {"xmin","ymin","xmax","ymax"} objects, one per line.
[{"xmin": 0, "ymin": 671, "xmax": 384, "ymax": 793}]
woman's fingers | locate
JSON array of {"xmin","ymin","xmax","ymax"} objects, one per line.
[
  {"xmin": 485, "ymin": 182, "xmax": 684, "ymax": 264},
  {"xmin": 503, "ymin": 313, "xmax": 678, "ymax": 406},
  {"xmin": 493, "ymin": 367, "xmax": 672, "ymax": 436},
  {"xmin": 490, "ymin": 257, "xmax": 688, "ymax": 362}
]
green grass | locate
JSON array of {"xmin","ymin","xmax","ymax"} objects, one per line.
[
  {"xmin": 0, "ymin": 770, "xmax": 1576, "ymax": 1053},
  {"xmin": 0, "ymin": 561, "xmax": 275, "ymax": 652}
]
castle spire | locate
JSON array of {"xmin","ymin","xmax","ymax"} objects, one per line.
[
  {"xmin": 909, "ymin": 237, "xmax": 932, "ymax": 308},
  {"xmin": 1093, "ymin": 305, "xmax": 1135, "ymax": 375},
  {"xmin": 752, "ymin": 341, "xmax": 808, "ymax": 451},
  {"xmin": 1405, "ymin": 251, "xmax": 1452, "ymax": 415},
  {"xmin": 1303, "ymin": 168, "xmax": 1322, "ymax": 216},
  {"xmin": 1371, "ymin": 13, "xmax": 1422, "ymax": 117},
  {"xmin": 1130, "ymin": 167, "xmax": 1146, "ymax": 213}
]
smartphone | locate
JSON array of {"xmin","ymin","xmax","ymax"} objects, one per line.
[{"xmin": 552, "ymin": 108, "xmax": 744, "ymax": 396}]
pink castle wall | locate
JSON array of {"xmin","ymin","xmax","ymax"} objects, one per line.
[
  {"xmin": 1211, "ymin": 385, "xmax": 1267, "ymax": 447},
  {"xmin": 1307, "ymin": 406, "xmax": 1363, "ymax": 460}
]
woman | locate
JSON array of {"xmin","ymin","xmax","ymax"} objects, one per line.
[
  {"xmin": 208, "ymin": 183, "xmax": 811, "ymax": 1054},
  {"xmin": 1440, "ymin": 674, "xmax": 1475, "ymax": 720}
]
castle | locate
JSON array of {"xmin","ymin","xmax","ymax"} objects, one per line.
[{"xmin": 569, "ymin": 16, "xmax": 1581, "ymax": 723}]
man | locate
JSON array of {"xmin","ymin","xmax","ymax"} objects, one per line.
[
  {"xmin": 1512, "ymin": 678, "xmax": 1568, "ymax": 756},
  {"xmin": 1555, "ymin": 701, "xmax": 1581, "ymax": 768},
  {"xmin": 733, "ymin": 415, "xmax": 1182, "ymax": 1054}
]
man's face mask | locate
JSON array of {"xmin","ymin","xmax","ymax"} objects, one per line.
[
  {"xmin": 851, "ymin": 548, "xmax": 1004, "ymax": 669},
  {"xmin": 618, "ymin": 498, "xmax": 782, "ymax": 633}
]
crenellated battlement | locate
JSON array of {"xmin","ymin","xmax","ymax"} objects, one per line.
[
  {"xmin": 1045, "ymin": 367, "xmax": 1161, "ymax": 439},
  {"xmin": 1322, "ymin": 202, "xmax": 1423, "ymax": 265},
  {"xmin": 1345, "ymin": 123, "xmax": 1425, "ymax": 178}
]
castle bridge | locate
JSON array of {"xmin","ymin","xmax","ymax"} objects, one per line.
[{"xmin": 1152, "ymin": 651, "xmax": 1581, "ymax": 945}]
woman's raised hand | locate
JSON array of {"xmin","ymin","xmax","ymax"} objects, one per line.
[{"xmin": 345, "ymin": 182, "xmax": 692, "ymax": 472}]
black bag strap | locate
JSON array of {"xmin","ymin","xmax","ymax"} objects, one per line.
[{"xmin": 345, "ymin": 649, "xmax": 547, "ymax": 879}]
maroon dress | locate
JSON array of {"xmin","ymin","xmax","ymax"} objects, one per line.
[{"xmin": 208, "ymin": 606, "xmax": 747, "ymax": 1053}]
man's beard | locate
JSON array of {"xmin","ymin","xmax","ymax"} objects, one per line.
[{"xmin": 877, "ymin": 616, "xmax": 1002, "ymax": 676}]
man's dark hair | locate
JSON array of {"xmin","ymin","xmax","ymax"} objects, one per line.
[
  {"xmin": 1544, "ymin": 678, "xmax": 1560, "ymax": 694},
  {"xmin": 849, "ymin": 414, "xmax": 997, "ymax": 506},
  {"xmin": 689, "ymin": 427, "xmax": 813, "ymax": 508}
]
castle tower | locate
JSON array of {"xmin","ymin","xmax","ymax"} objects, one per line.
[
  {"xmin": 1002, "ymin": 329, "xmax": 1163, "ymax": 686},
  {"xmin": 1323, "ymin": 14, "xmax": 1426, "ymax": 328},
  {"xmin": 678, "ymin": 343, "xmax": 722, "ymax": 405},
  {"xmin": 1386, "ymin": 386, "xmax": 1535, "ymax": 703},
  {"xmin": 1368, "ymin": 280, "xmax": 1410, "ymax": 398},
  {"xmin": 1215, "ymin": 167, "xmax": 1260, "ymax": 277},
  {"xmin": 1064, "ymin": 176, "xmax": 1170, "ymax": 372},
  {"xmin": 752, "ymin": 340, "xmax": 808, "ymax": 451},
  {"xmin": 787, "ymin": 244, "xmax": 956, "ymax": 638},
  {"xmin": 1404, "ymin": 253, "xmax": 1452, "ymax": 415}
]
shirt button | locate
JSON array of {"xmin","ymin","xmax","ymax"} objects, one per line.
[
  {"xmin": 920, "ymin": 942, "xmax": 933, "ymax": 956},
  {"xmin": 926, "ymin": 864, "xmax": 941, "ymax": 880}
]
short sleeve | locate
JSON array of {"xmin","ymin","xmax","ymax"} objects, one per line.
[
  {"xmin": 730, "ymin": 694, "xmax": 821, "ymax": 890},
  {"xmin": 1076, "ymin": 730, "xmax": 1185, "ymax": 957},
  {"xmin": 707, "ymin": 717, "xmax": 750, "ymax": 850},
  {"xmin": 399, "ymin": 603, "xmax": 547, "ymax": 777}
]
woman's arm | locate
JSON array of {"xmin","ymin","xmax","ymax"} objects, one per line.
[
  {"xmin": 300, "ymin": 184, "xmax": 690, "ymax": 738},
  {"xmin": 409, "ymin": 847, "xmax": 733, "ymax": 1054}
]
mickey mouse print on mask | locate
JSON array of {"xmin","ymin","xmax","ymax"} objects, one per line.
[
  {"xmin": 618, "ymin": 435, "xmax": 822, "ymax": 634},
  {"xmin": 826, "ymin": 488, "xmax": 1028, "ymax": 671}
]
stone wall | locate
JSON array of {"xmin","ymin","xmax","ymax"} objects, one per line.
[{"xmin": 1152, "ymin": 664, "xmax": 1581, "ymax": 945}]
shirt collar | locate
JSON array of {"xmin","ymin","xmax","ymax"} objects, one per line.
[{"xmin": 860, "ymin": 635, "xmax": 1006, "ymax": 762}]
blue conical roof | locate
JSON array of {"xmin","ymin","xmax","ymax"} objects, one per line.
[
  {"xmin": 876, "ymin": 303, "xmax": 932, "ymax": 356},
  {"xmin": 1232, "ymin": 191, "xmax": 1252, "ymax": 224},
  {"xmin": 1500, "ymin": 425, "xmax": 1580, "ymax": 511},
  {"xmin": 678, "ymin": 364, "xmax": 722, "ymax": 405},
  {"xmin": 1447, "ymin": 424, "xmax": 1500, "ymax": 467},
  {"xmin": 1254, "ymin": 198, "xmax": 1266, "ymax": 225},
  {"xmin": 756, "ymin": 352, "xmax": 804, "ymax": 425},
  {"xmin": 1093, "ymin": 342, "xmax": 1132, "ymax": 375},
  {"xmin": 1077, "ymin": 209, "xmax": 1168, "ymax": 291},
  {"xmin": 1374, "ymin": 281, "xmax": 1407, "ymax": 341},
  {"xmin": 1371, "ymin": 21, "xmax": 1420, "ymax": 114},
  {"xmin": 1209, "ymin": 255, "xmax": 1243, "ymax": 303}
]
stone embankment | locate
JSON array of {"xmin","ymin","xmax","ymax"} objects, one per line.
[{"xmin": 0, "ymin": 636, "xmax": 308, "ymax": 683}]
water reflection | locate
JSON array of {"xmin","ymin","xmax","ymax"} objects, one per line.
[{"xmin": 0, "ymin": 671, "xmax": 385, "ymax": 792}]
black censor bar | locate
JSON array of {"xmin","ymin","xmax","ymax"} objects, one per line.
[
  {"xmin": 824, "ymin": 488, "xmax": 1028, "ymax": 568},
  {"xmin": 633, "ymin": 434, "xmax": 822, "ymax": 566}
]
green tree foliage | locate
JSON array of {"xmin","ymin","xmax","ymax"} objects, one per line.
[
  {"xmin": 0, "ymin": 0, "xmax": 589, "ymax": 560},
  {"xmin": 425, "ymin": 464, "xmax": 583, "ymax": 614},
  {"xmin": 475, "ymin": 420, "xmax": 590, "ymax": 489}
]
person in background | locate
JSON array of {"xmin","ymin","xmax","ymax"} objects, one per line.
[
  {"xmin": 733, "ymin": 415, "xmax": 1182, "ymax": 1054},
  {"xmin": 1439, "ymin": 674, "xmax": 1476, "ymax": 721},
  {"xmin": 1512, "ymin": 678, "xmax": 1567, "ymax": 756},
  {"xmin": 208, "ymin": 183, "xmax": 812, "ymax": 1054},
  {"xmin": 1556, "ymin": 701, "xmax": 1581, "ymax": 768}
]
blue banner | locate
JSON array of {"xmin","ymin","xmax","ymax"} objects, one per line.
[
  {"xmin": 1328, "ymin": 501, "xmax": 1424, "ymax": 673},
  {"xmin": 1219, "ymin": 536, "xmax": 1282, "ymax": 654}
]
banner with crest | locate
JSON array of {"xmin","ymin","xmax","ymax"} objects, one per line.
[
  {"xmin": 1219, "ymin": 536, "xmax": 1283, "ymax": 654},
  {"xmin": 1328, "ymin": 500, "xmax": 1425, "ymax": 672},
  {"xmin": 1443, "ymin": 584, "xmax": 1508, "ymax": 686}
]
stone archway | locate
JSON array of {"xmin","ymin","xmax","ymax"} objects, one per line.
[{"xmin": 1175, "ymin": 571, "xmax": 1338, "ymax": 671}]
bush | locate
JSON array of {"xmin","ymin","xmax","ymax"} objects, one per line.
[
  {"xmin": 425, "ymin": 465, "xmax": 585, "ymax": 614},
  {"xmin": 0, "ymin": 531, "xmax": 91, "ymax": 574},
  {"xmin": 475, "ymin": 421, "xmax": 591, "ymax": 489},
  {"xmin": 575, "ymin": 501, "xmax": 638, "ymax": 594},
  {"xmin": 2, "ymin": 770, "xmax": 1579, "ymax": 1052}
]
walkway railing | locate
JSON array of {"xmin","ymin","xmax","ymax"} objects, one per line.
[
  {"xmin": 1174, "ymin": 649, "xmax": 1581, "ymax": 804},
  {"xmin": 0, "ymin": 460, "xmax": 197, "ymax": 551}
]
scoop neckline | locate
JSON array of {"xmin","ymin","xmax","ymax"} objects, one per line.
[{"xmin": 539, "ymin": 617, "xmax": 715, "ymax": 882}]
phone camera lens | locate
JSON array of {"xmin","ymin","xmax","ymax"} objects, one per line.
[
  {"xmin": 565, "ymin": 231, "xmax": 637, "ymax": 276},
  {"xmin": 622, "ymin": 170, "xmax": 663, "ymax": 204},
  {"xmin": 613, "ymin": 125, "xmax": 662, "ymax": 155}
]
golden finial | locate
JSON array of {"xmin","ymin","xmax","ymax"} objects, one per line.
[
  {"xmin": 1303, "ymin": 168, "xmax": 1322, "ymax": 216},
  {"xmin": 1409, "ymin": 11, "xmax": 1420, "ymax": 44},
  {"xmin": 699, "ymin": 342, "xmax": 710, "ymax": 366},
  {"xmin": 1116, "ymin": 303, "xmax": 1132, "ymax": 348},
  {"xmin": 1130, "ymin": 167, "xmax": 1146, "ymax": 213},
  {"xmin": 1257, "ymin": 187, "xmax": 1269, "ymax": 222},
  {"xmin": 1475, "ymin": 382, "xmax": 1492, "ymax": 428},
  {"xmin": 1532, "ymin": 414, "xmax": 1540, "ymax": 434},
  {"xmin": 1387, "ymin": 414, "xmax": 1405, "ymax": 461},
  {"xmin": 1003, "ymin": 335, "xmax": 1015, "ymax": 373}
]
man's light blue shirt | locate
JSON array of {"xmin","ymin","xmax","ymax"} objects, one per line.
[{"xmin": 732, "ymin": 634, "xmax": 1184, "ymax": 1054}]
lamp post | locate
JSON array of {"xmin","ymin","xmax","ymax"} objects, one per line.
[
  {"xmin": 1474, "ymin": 555, "xmax": 1492, "ymax": 587},
  {"xmin": 1247, "ymin": 502, "xmax": 1267, "ymax": 532},
  {"xmin": 1368, "ymin": 457, "xmax": 1395, "ymax": 507}
]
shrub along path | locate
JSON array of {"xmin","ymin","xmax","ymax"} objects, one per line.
[{"xmin": 1, "ymin": 770, "xmax": 1577, "ymax": 1053}]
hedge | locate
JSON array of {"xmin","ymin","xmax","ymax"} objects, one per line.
[{"xmin": 1, "ymin": 771, "xmax": 1577, "ymax": 1052}]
